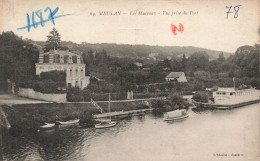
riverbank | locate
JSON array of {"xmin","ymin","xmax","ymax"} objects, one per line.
[{"xmin": 1, "ymin": 100, "xmax": 151, "ymax": 130}]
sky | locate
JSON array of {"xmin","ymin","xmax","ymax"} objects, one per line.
[{"xmin": 0, "ymin": 0, "xmax": 259, "ymax": 53}]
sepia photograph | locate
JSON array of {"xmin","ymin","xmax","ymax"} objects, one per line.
[{"xmin": 0, "ymin": 0, "xmax": 259, "ymax": 160}]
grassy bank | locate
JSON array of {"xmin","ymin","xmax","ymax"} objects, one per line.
[{"xmin": 1, "ymin": 100, "xmax": 150, "ymax": 130}]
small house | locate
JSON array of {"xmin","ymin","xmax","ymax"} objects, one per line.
[{"xmin": 165, "ymin": 72, "xmax": 187, "ymax": 82}]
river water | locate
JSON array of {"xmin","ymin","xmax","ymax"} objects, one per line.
[{"xmin": 2, "ymin": 103, "xmax": 260, "ymax": 161}]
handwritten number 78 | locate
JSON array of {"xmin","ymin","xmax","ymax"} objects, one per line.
[{"xmin": 226, "ymin": 5, "xmax": 241, "ymax": 19}]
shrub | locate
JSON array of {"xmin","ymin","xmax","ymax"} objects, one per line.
[
  {"xmin": 192, "ymin": 91, "xmax": 209, "ymax": 103},
  {"xmin": 151, "ymin": 99, "xmax": 167, "ymax": 115},
  {"xmin": 40, "ymin": 70, "xmax": 66, "ymax": 83},
  {"xmin": 167, "ymin": 93, "xmax": 188, "ymax": 109},
  {"xmin": 33, "ymin": 79, "xmax": 61, "ymax": 93},
  {"xmin": 19, "ymin": 70, "xmax": 66, "ymax": 93},
  {"xmin": 67, "ymin": 87, "xmax": 83, "ymax": 102}
]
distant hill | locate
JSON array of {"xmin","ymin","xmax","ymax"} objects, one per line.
[{"xmin": 33, "ymin": 41, "xmax": 232, "ymax": 59}]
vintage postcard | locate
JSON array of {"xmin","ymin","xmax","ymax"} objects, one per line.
[{"xmin": 0, "ymin": 0, "xmax": 259, "ymax": 161}]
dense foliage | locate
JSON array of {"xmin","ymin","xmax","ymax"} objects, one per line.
[
  {"xmin": 151, "ymin": 93, "xmax": 189, "ymax": 115},
  {"xmin": 192, "ymin": 92, "xmax": 209, "ymax": 103},
  {"xmin": 80, "ymin": 44, "xmax": 259, "ymax": 94},
  {"xmin": 40, "ymin": 70, "xmax": 66, "ymax": 83},
  {"xmin": 66, "ymin": 87, "xmax": 83, "ymax": 102},
  {"xmin": 0, "ymin": 30, "xmax": 259, "ymax": 96},
  {"xmin": 19, "ymin": 70, "xmax": 66, "ymax": 93},
  {"xmin": 0, "ymin": 31, "xmax": 39, "ymax": 91}
]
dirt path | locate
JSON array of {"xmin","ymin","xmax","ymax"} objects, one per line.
[{"xmin": 0, "ymin": 94, "xmax": 51, "ymax": 106}]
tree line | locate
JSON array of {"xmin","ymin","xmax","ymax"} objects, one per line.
[{"xmin": 0, "ymin": 30, "xmax": 259, "ymax": 95}]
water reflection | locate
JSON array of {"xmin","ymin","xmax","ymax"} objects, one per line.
[{"xmin": 2, "ymin": 103, "xmax": 260, "ymax": 161}]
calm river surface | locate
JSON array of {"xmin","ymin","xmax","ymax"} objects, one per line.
[{"xmin": 2, "ymin": 103, "xmax": 260, "ymax": 161}]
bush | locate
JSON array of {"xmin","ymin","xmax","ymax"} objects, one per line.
[
  {"xmin": 151, "ymin": 99, "xmax": 167, "ymax": 115},
  {"xmin": 67, "ymin": 87, "xmax": 83, "ymax": 102},
  {"xmin": 33, "ymin": 79, "xmax": 63, "ymax": 93},
  {"xmin": 192, "ymin": 91, "xmax": 209, "ymax": 103},
  {"xmin": 167, "ymin": 93, "xmax": 189, "ymax": 109},
  {"xmin": 19, "ymin": 70, "xmax": 66, "ymax": 93},
  {"xmin": 40, "ymin": 70, "xmax": 66, "ymax": 83}
]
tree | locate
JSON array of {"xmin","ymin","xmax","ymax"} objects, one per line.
[
  {"xmin": 232, "ymin": 45, "xmax": 259, "ymax": 77},
  {"xmin": 44, "ymin": 28, "xmax": 61, "ymax": 52},
  {"xmin": 0, "ymin": 31, "xmax": 39, "ymax": 91},
  {"xmin": 181, "ymin": 54, "xmax": 187, "ymax": 71},
  {"xmin": 217, "ymin": 52, "xmax": 225, "ymax": 62},
  {"xmin": 187, "ymin": 51, "xmax": 210, "ymax": 72},
  {"xmin": 167, "ymin": 93, "xmax": 188, "ymax": 109},
  {"xmin": 170, "ymin": 58, "xmax": 182, "ymax": 71},
  {"xmin": 194, "ymin": 70, "xmax": 211, "ymax": 80}
]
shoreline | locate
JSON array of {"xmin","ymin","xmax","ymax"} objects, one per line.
[{"xmin": 1, "ymin": 99, "xmax": 152, "ymax": 130}]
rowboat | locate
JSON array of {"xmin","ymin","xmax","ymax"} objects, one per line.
[
  {"xmin": 94, "ymin": 93, "xmax": 117, "ymax": 129},
  {"xmin": 164, "ymin": 109, "xmax": 189, "ymax": 121},
  {"xmin": 95, "ymin": 120, "xmax": 117, "ymax": 129},
  {"xmin": 40, "ymin": 123, "xmax": 56, "ymax": 130},
  {"xmin": 56, "ymin": 119, "xmax": 80, "ymax": 125}
]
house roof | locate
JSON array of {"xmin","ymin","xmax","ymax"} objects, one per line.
[
  {"xmin": 166, "ymin": 72, "xmax": 184, "ymax": 78},
  {"xmin": 43, "ymin": 50, "xmax": 79, "ymax": 56}
]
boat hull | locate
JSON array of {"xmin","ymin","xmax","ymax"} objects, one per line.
[
  {"xmin": 40, "ymin": 123, "xmax": 56, "ymax": 130},
  {"xmin": 211, "ymin": 99, "xmax": 260, "ymax": 110},
  {"xmin": 56, "ymin": 119, "xmax": 80, "ymax": 125},
  {"xmin": 164, "ymin": 114, "xmax": 189, "ymax": 121},
  {"xmin": 95, "ymin": 121, "xmax": 117, "ymax": 129}
]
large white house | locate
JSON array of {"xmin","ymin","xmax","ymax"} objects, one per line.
[
  {"xmin": 165, "ymin": 72, "xmax": 187, "ymax": 82},
  {"xmin": 36, "ymin": 50, "xmax": 90, "ymax": 89}
]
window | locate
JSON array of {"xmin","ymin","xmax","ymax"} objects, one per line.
[
  {"xmin": 43, "ymin": 54, "xmax": 49, "ymax": 63},
  {"xmin": 75, "ymin": 81, "xmax": 78, "ymax": 86},
  {"xmin": 64, "ymin": 55, "xmax": 69, "ymax": 63},
  {"xmin": 70, "ymin": 69, "xmax": 72, "ymax": 77},
  {"xmin": 81, "ymin": 70, "xmax": 84, "ymax": 76},
  {"xmin": 72, "ymin": 56, "xmax": 77, "ymax": 63},
  {"xmin": 76, "ymin": 69, "xmax": 78, "ymax": 77}
]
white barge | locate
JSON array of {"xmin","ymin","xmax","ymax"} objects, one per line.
[{"xmin": 212, "ymin": 88, "xmax": 260, "ymax": 109}]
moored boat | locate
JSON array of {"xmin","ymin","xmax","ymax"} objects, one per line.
[
  {"xmin": 211, "ymin": 87, "xmax": 260, "ymax": 109},
  {"xmin": 94, "ymin": 93, "xmax": 117, "ymax": 129},
  {"xmin": 164, "ymin": 109, "xmax": 189, "ymax": 121},
  {"xmin": 95, "ymin": 120, "xmax": 117, "ymax": 129},
  {"xmin": 40, "ymin": 123, "xmax": 56, "ymax": 130},
  {"xmin": 56, "ymin": 119, "xmax": 80, "ymax": 125}
]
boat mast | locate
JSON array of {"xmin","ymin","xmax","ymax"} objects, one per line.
[
  {"xmin": 108, "ymin": 93, "xmax": 111, "ymax": 113},
  {"xmin": 108, "ymin": 93, "xmax": 111, "ymax": 120}
]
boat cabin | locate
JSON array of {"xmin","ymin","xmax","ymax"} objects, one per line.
[{"xmin": 213, "ymin": 88, "xmax": 260, "ymax": 105}]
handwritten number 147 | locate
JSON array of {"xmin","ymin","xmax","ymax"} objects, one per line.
[
  {"xmin": 17, "ymin": 7, "xmax": 70, "ymax": 32},
  {"xmin": 226, "ymin": 5, "xmax": 241, "ymax": 19}
]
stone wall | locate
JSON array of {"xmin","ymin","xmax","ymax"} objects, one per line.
[{"xmin": 18, "ymin": 88, "xmax": 67, "ymax": 103}]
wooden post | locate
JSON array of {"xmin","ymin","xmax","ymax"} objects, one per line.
[{"xmin": 0, "ymin": 127, "xmax": 3, "ymax": 160}]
